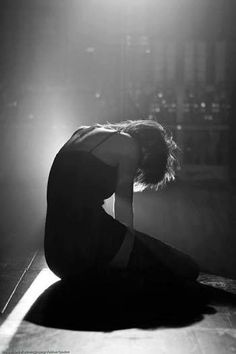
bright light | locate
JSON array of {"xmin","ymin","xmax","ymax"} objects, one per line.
[{"xmin": 0, "ymin": 269, "xmax": 59, "ymax": 352}]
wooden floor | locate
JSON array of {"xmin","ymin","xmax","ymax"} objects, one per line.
[{"xmin": 0, "ymin": 250, "xmax": 236, "ymax": 354}]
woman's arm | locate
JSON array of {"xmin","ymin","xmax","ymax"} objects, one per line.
[
  {"xmin": 114, "ymin": 135, "xmax": 140, "ymax": 229},
  {"xmin": 109, "ymin": 135, "xmax": 140, "ymax": 269},
  {"xmin": 109, "ymin": 136, "xmax": 139, "ymax": 268}
]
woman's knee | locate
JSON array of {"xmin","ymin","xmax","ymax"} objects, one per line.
[
  {"xmin": 132, "ymin": 230, "xmax": 200, "ymax": 280},
  {"xmin": 181, "ymin": 258, "xmax": 200, "ymax": 281}
]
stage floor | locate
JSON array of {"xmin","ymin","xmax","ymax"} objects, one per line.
[{"xmin": 0, "ymin": 250, "xmax": 236, "ymax": 354}]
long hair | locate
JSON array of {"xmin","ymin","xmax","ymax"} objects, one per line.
[{"xmin": 97, "ymin": 119, "xmax": 178, "ymax": 191}]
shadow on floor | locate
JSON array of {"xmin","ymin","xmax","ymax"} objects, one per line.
[{"xmin": 25, "ymin": 271, "xmax": 236, "ymax": 332}]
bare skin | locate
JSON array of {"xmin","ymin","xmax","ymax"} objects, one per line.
[{"xmin": 62, "ymin": 127, "xmax": 199, "ymax": 280}]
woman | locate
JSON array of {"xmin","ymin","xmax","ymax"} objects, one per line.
[{"xmin": 44, "ymin": 120, "xmax": 199, "ymax": 281}]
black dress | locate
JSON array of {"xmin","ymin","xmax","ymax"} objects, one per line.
[{"xmin": 44, "ymin": 127, "xmax": 126, "ymax": 278}]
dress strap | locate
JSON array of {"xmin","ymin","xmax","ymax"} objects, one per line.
[{"xmin": 89, "ymin": 131, "xmax": 118, "ymax": 153}]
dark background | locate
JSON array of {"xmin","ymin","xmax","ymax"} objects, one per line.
[{"xmin": 0, "ymin": 0, "xmax": 235, "ymax": 276}]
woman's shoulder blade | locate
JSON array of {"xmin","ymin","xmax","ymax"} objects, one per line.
[{"xmin": 115, "ymin": 132, "xmax": 139, "ymax": 156}]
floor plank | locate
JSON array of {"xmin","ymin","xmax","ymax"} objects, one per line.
[
  {"xmin": 194, "ymin": 329, "xmax": 236, "ymax": 354},
  {"xmin": 0, "ymin": 252, "xmax": 37, "ymax": 314},
  {"xmin": 5, "ymin": 325, "xmax": 203, "ymax": 354},
  {"xmin": 0, "ymin": 250, "xmax": 48, "ymax": 316}
]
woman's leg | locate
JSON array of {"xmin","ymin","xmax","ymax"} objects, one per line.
[{"xmin": 129, "ymin": 230, "xmax": 199, "ymax": 281}]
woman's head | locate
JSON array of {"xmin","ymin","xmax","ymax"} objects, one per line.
[{"xmin": 102, "ymin": 119, "xmax": 178, "ymax": 190}]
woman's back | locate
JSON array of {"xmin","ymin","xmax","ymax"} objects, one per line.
[
  {"xmin": 45, "ymin": 125, "xmax": 128, "ymax": 276},
  {"xmin": 60, "ymin": 126, "xmax": 120, "ymax": 167},
  {"xmin": 47, "ymin": 127, "xmax": 120, "ymax": 210}
]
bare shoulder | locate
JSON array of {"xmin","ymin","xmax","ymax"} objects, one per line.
[
  {"xmin": 94, "ymin": 126, "xmax": 139, "ymax": 157},
  {"xmin": 70, "ymin": 126, "xmax": 140, "ymax": 168},
  {"xmin": 113, "ymin": 131, "xmax": 139, "ymax": 160}
]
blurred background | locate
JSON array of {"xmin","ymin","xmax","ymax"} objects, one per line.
[{"xmin": 0, "ymin": 0, "xmax": 235, "ymax": 277}]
